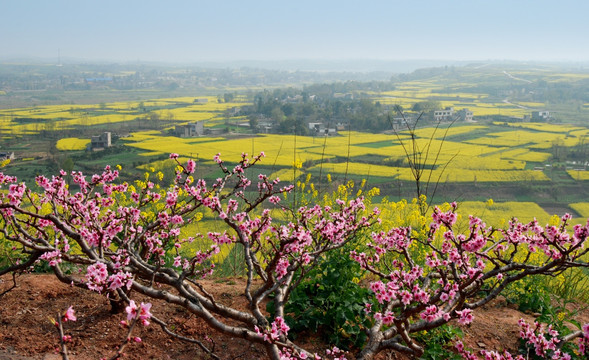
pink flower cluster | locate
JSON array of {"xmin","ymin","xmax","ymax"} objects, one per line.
[
  {"xmin": 430, "ymin": 202, "xmax": 458, "ymax": 228},
  {"xmin": 370, "ymin": 227, "xmax": 411, "ymax": 252},
  {"xmin": 502, "ymin": 215, "xmax": 588, "ymax": 260},
  {"xmin": 325, "ymin": 346, "xmax": 348, "ymax": 360},
  {"xmin": 255, "ymin": 316, "xmax": 290, "ymax": 343},
  {"xmin": 39, "ymin": 249, "xmax": 62, "ymax": 267},
  {"xmin": 350, "ymin": 199, "xmax": 589, "ymax": 343},
  {"xmin": 266, "ymin": 197, "xmax": 374, "ymax": 280},
  {"xmin": 85, "ymin": 262, "xmax": 133, "ymax": 293},
  {"xmin": 456, "ymin": 319, "xmax": 589, "ymax": 360},
  {"xmin": 373, "ymin": 311, "xmax": 396, "ymax": 325},
  {"xmin": 7, "ymin": 183, "xmax": 25, "ymax": 206},
  {"xmin": 124, "ymin": 300, "xmax": 152, "ymax": 327},
  {"xmin": 455, "ymin": 309, "xmax": 473, "ymax": 325}
]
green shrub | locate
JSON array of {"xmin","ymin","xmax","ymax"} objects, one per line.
[
  {"xmin": 269, "ymin": 246, "xmax": 372, "ymax": 350},
  {"xmin": 413, "ymin": 324, "xmax": 464, "ymax": 360},
  {"xmin": 506, "ymin": 275, "xmax": 552, "ymax": 314}
]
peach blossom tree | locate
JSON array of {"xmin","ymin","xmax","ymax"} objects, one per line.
[{"xmin": 0, "ymin": 153, "xmax": 587, "ymax": 360}]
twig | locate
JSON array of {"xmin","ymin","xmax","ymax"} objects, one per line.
[{"xmin": 56, "ymin": 313, "xmax": 70, "ymax": 360}]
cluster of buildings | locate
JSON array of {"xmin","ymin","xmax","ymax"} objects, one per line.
[
  {"xmin": 389, "ymin": 106, "xmax": 474, "ymax": 131},
  {"xmin": 433, "ymin": 107, "xmax": 474, "ymax": 122},
  {"xmin": 432, "ymin": 107, "xmax": 554, "ymax": 124}
]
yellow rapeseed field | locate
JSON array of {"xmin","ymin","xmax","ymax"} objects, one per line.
[
  {"xmin": 566, "ymin": 169, "xmax": 589, "ymax": 180},
  {"xmin": 466, "ymin": 130, "xmax": 577, "ymax": 149},
  {"xmin": 502, "ymin": 122, "xmax": 588, "ymax": 134},
  {"xmin": 498, "ymin": 148, "xmax": 551, "ymax": 163},
  {"xmin": 122, "ymin": 120, "xmax": 567, "ymax": 186},
  {"xmin": 569, "ymin": 203, "xmax": 589, "ymax": 218},
  {"xmin": 268, "ymin": 168, "xmax": 301, "ymax": 183},
  {"xmin": 456, "ymin": 201, "xmax": 551, "ymax": 228},
  {"xmin": 308, "ymin": 162, "xmax": 549, "ymax": 182},
  {"xmin": 375, "ymin": 87, "xmax": 533, "ymax": 118},
  {"xmin": 0, "ymin": 96, "xmax": 248, "ymax": 135},
  {"xmin": 124, "ymin": 133, "xmax": 328, "ymax": 167},
  {"xmin": 56, "ymin": 138, "xmax": 91, "ymax": 151}
]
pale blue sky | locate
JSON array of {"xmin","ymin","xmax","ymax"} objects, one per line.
[{"xmin": 2, "ymin": 0, "xmax": 588, "ymax": 63}]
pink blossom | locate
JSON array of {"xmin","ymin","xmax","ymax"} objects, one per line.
[
  {"xmin": 126, "ymin": 300, "xmax": 138, "ymax": 321},
  {"xmin": 107, "ymin": 271, "xmax": 133, "ymax": 291},
  {"xmin": 40, "ymin": 250, "xmax": 62, "ymax": 267},
  {"xmin": 86, "ymin": 262, "xmax": 108, "ymax": 292},
  {"xmin": 166, "ymin": 190, "xmax": 178, "ymax": 207},
  {"xmin": 400, "ymin": 290, "xmax": 413, "ymax": 305},
  {"xmin": 124, "ymin": 300, "xmax": 152, "ymax": 326},
  {"xmin": 275, "ymin": 257, "xmax": 289, "ymax": 279},
  {"xmin": 382, "ymin": 312, "xmax": 395, "ymax": 325},
  {"xmin": 138, "ymin": 302, "xmax": 152, "ymax": 326},
  {"xmin": 364, "ymin": 303, "xmax": 372, "ymax": 314},
  {"xmin": 269, "ymin": 195, "xmax": 281, "ymax": 204},
  {"xmin": 173, "ymin": 256, "xmax": 181, "ymax": 267},
  {"xmin": 170, "ymin": 215, "xmax": 184, "ymax": 224},
  {"xmin": 455, "ymin": 340, "xmax": 464, "ymax": 352},
  {"xmin": 63, "ymin": 306, "xmax": 76, "ymax": 322},
  {"xmin": 420, "ymin": 305, "xmax": 440, "ymax": 322},
  {"xmin": 185, "ymin": 159, "xmax": 196, "ymax": 173},
  {"xmin": 456, "ymin": 309, "xmax": 474, "ymax": 325}
]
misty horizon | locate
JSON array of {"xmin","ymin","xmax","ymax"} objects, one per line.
[
  {"xmin": 3, "ymin": 57, "xmax": 589, "ymax": 75},
  {"xmin": 3, "ymin": 0, "xmax": 589, "ymax": 68}
]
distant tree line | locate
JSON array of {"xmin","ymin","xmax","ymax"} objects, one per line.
[{"xmin": 241, "ymin": 82, "xmax": 399, "ymax": 135}]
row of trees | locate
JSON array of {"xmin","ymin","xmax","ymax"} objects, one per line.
[{"xmin": 244, "ymin": 88, "xmax": 398, "ymax": 134}]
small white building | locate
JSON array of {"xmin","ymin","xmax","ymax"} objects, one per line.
[
  {"xmin": 175, "ymin": 122, "xmax": 204, "ymax": 137},
  {"xmin": 456, "ymin": 108, "xmax": 474, "ymax": 122},
  {"xmin": 434, "ymin": 107, "xmax": 473, "ymax": 122},
  {"xmin": 309, "ymin": 122, "xmax": 338, "ymax": 136},
  {"xmin": 433, "ymin": 107, "xmax": 455, "ymax": 121},
  {"xmin": 308, "ymin": 122, "xmax": 323, "ymax": 131},
  {"xmin": 0, "ymin": 152, "xmax": 15, "ymax": 161},
  {"xmin": 532, "ymin": 111, "xmax": 551, "ymax": 121},
  {"xmin": 90, "ymin": 132, "xmax": 111, "ymax": 150}
]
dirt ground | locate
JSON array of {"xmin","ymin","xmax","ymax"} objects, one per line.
[{"xmin": 0, "ymin": 274, "xmax": 586, "ymax": 360}]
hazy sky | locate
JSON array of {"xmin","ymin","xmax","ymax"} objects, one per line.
[{"xmin": 2, "ymin": 0, "xmax": 589, "ymax": 64}]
